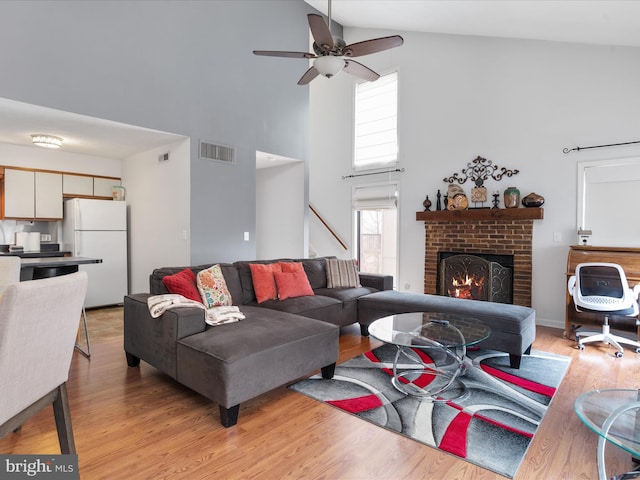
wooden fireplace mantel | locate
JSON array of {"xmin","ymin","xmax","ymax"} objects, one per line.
[{"xmin": 416, "ymin": 208, "xmax": 544, "ymax": 222}]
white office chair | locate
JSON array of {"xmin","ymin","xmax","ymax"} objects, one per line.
[{"xmin": 568, "ymin": 262, "xmax": 640, "ymax": 358}]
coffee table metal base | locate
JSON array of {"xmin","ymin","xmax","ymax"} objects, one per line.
[{"xmin": 390, "ymin": 342, "xmax": 469, "ymax": 401}]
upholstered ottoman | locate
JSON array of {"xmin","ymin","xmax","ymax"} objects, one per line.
[{"xmin": 357, "ymin": 290, "xmax": 536, "ymax": 368}]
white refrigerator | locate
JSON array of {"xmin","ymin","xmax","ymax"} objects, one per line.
[{"xmin": 62, "ymin": 198, "xmax": 128, "ymax": 308}]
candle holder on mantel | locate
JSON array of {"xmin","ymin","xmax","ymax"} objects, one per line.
[{"xmin": 492, "ymin": 191, "xmax": 500, "ymax": 209}]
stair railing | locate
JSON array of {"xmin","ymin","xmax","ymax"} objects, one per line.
[{"xmin": 309, "ymin": 204, "xmax": 348, "ymax": 251}]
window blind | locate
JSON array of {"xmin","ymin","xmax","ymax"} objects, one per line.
[
  {"xmin": 353, "ymin": 71, "xmax": 398, "ymax": 171},
  {"xmin": 353, "ymin": 184, "xmax": 398, "ymax": 210}
]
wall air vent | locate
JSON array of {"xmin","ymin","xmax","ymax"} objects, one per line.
[{"xmin": 199, "ymin": 140, "xmax": 235, "ymax": 164}]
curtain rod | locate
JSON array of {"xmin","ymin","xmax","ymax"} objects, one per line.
[
  {"xmin": 342, "ymin": 168, "xmax": 404, "ymax": 180},
  {"xmin": 563, "ymin": 140, "xmax": 640, "ymax": 154}
]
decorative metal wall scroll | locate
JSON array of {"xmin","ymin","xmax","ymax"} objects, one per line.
[{"xmin": 443, "ymin": 156, "xmax": 519, "ymax": 185}]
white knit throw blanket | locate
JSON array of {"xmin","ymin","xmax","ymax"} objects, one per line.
[{"xmin": 147, "ymin": 294, "xmax": 245, "ymax": 326}]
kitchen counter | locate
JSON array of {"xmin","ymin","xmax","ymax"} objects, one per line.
[
  {"xmin": 19, "ymin": 256, "xmax": 102, "ymax": 281},
  {"xmin": 0, "ymin": 243, "xmax": 70, "ymax": 258}
]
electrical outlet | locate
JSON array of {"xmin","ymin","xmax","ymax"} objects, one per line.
[
  {"xmin": 40, "ymin": 233, "xmax": 52, "ymax": 242},
  {"xmin": 553, "ymin": 232, "xmax": 562, "ymax": 242}
]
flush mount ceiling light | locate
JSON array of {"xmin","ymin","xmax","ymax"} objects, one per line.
[{"xmin": 31, "ymin": 134, "xmax": 63, "ymax": 149}]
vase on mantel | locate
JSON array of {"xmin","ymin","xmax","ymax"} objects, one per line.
[
  {"xmin": 503, "ymin": 187, "xmax": 520, "ymax": 208},
  {"xmin": 522, "ymin": 192, "xmax": 545, "ymax": 208}
]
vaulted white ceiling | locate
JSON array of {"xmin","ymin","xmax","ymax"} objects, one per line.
[
  {"xmin": 3, "ymin": 1, "xmax": 640, "ymax": 161},
  {"xmin": 304, "ymin": 0, "xmax": 640, "ymax": 48}
]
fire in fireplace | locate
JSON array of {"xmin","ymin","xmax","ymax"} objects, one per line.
[{"xmin": 438, "ymin": 253, "xmax": 514, "ymax": 304}]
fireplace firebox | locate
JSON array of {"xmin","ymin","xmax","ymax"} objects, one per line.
[{"xmin": 438, "ymin": 252, "xmax": 514, "ymax": 304}]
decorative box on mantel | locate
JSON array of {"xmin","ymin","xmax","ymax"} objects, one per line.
[{"xmin": 416, "ymin": 208, "xmax": 544, "ymax": 307}]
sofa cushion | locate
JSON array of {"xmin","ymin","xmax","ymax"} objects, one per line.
[
  {"xmin": 161, "ymin": 268, "xmax": 201, "ymax": 302},
  {"xmin": 176, "ymin": 306, "xmax": 338, "ymax": 407},
  {"xmin": 197, "ymin": 265, "xmax": 233, "ymax": 308},
  {"xmin": 253, "ymin": 295, "xmax": 343, "ymax": 324},
  {"xmin": 299, "ymin": 258, "xmax": 329, "ymax": 289},
  {"xmin": 314, "ymin": 286, "xmax": 378, "ymax": 303},
  {"xmin": 275, "ymin": 271, "xmax": 314, "ymax": 300},
  {"xmin": 325, "ymin": 258, "xmax": 361, "ymax": 288},
  {"xmin": 217, "ymin": 264, "xmax": 244, "ymax": 306}
]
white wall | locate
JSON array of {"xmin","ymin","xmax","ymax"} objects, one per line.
[
  {"xmin": 123, "ymin": 139, "xmax": 190, "ymax": 293},
  {"xmin": 310, "ymin": 29, "xmax": 640, "ymax": 329},
  {"xmin": 0, "ymin": 1, "xmax": 315, "ymax": 266},
  {"xmin": 256, "ymin": 161, "xmax": 306, "ymax": 259}
]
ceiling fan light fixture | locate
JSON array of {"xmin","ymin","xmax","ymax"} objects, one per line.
[
  {"xmin": 31, "ymin": 134, "xmax": 63, "ymax": 149},
  {"xmin": 314, "ymin": 55, "xmax": 345, "ymax": 78}
]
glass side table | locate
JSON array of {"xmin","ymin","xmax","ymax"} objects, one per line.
[{"xmin": 575, "ymin": 389, "xmax": 640, "ymax": 480}]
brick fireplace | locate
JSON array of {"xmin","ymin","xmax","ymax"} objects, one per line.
[{"xmin": 416, "ymin": 208, "xmax": 544, "ymax": 307}]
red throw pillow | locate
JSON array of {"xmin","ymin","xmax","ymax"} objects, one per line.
[
  {"xmin": 279, "ymin": 262, "xmax": 305, "ymax": 274},
  {"xmin": 274, "ymin": 271, "xmax": 314, "ymax": 300},
  {"xmin": 161, "ymin": 268, "xmax": 201, "ymax": 303},
  {"xmin": 249, "ymin": 263, "xmax": 283, "ymax": 303}
]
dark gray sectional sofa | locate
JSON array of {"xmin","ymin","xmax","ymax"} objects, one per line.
[
  {"xmin": 123, "ymin": 257, "xmax": 392, "ymax": 427},
  {"xmin": 124, "ymin": 256, "xmax": 536, "ymax": 427}
]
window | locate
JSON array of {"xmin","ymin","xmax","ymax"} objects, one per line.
[
  {"xmin": 353, "ymin": 71, "xmax": 398, "ymax": 171},
  {"xmin": 353, "ymin": 184, "xmax": 398, "ymax": 284}
]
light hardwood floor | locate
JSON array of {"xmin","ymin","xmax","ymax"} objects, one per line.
[{"xmin": 2, "ymin": 307, "xmax": 639, "ymax": 479}]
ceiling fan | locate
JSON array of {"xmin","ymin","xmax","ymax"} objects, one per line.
[{"xmin": 253, "ymin": 0, "xmax": 403, "ymax": 85}]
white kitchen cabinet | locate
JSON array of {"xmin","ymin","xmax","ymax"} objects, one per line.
[
  {"xmin": 93, "ymin": 177, "xmax": 120, "ymax": 198},
  {"xmin": 3, "ymin": 168, "xmax": 35, "ymax": 218},
  {"xmin": 63, "ymin": 173, "xmax": 93, "ymax": 196},
  {"xmin": 35, "ymin": 171, "xmax": 63, "ymax": 219},
  {"xmin": 2, "ymin": 168, "xmax": 63, "ymax": 220}
]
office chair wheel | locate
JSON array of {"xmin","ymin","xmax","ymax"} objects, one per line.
[
  {"xmin": 615, "ymin": 351, "xmax": 624, "ymax": 358},
  {"xmin": 578, "ymin": 343, "xmax": 585, "ymax": 350},
  {"xmin": 636, "ymin": 348, "xmax": 640, "ymax": 354}
]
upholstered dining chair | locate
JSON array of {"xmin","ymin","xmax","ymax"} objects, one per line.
[
  {"xmin": 0, "ymin": 256, "xmax": 20, "ymax": 295},
  {"xmin": 0, "ymin": 271, "xmax": 88, "ymax": 453},
  {"xmin": 568, "ymin": 262, "xmax": 640, "ymax": 358}
]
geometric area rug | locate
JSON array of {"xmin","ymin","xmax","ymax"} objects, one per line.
[{"xmin": 289, "ymin": 344, "xmax": 571, "ymax": 478}]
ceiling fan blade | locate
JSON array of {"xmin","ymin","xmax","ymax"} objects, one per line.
[
  {"xmin": 297, "ymin": 66, "xmax": 320, "ymax": 86},
  {"xmin": 345, "ymin": 35, "xmax": 404, "ymax": 57},
  {"xmin": 308, "ymin": 14, "xmax": 334, "ymax": 51},
  {"xmin": 343, "ymin": 60, "xmax": 380, "ymax": 82},
  {"xmin": 253, "ymin": 50, "xmax": 316, "ymax": 59}
]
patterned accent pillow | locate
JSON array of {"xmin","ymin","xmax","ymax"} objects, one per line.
[
  {"xmin": 162, "ymin": 268, "xmax": 202, "ymax": 303},
  {"xmin": 325, "ymin": 258, "xmax": 361, "ymax": 288},
  {"xmin": 197, "ymin": 264, "xmax": 233, "ymax": 308}
]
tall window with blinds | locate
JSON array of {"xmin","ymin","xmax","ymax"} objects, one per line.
[
  {"xmin": 352, "ymin": 183, "xmax": 398, "ymax": 284},
  {"xmin": 353, "ymin": 71, "xmax": 399, "ymax": 171}
]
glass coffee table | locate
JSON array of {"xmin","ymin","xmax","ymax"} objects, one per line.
[
  {"xmin": 368, "ymin": 312, "xmax": 490, "ymax": 400},
  {"xmin": 575, "ymin": 389, "xmax": 640, "ymax": 480}
]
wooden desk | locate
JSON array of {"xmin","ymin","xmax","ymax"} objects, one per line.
[{"xmin": 565, "ymin": 246, "xmax": 640, "ymax": 339}]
